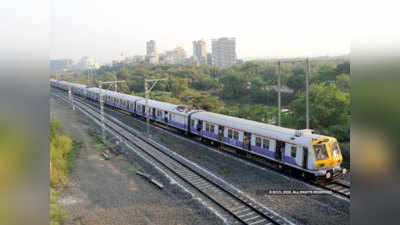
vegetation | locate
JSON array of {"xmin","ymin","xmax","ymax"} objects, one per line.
[
  {"xmin": 54, "ymin": 58, "xmax": 351, "ymax": 167},
  {"xmin": 50, "ymin": 119, "xmax": 77, "ymax": 225}
]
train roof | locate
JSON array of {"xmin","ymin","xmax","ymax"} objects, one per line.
[
  {"xmin": 105, "ymin": 91, "xmax": 143, "ymax": 102},
  {"xmin": 136, "ymin": 99, "xmax": 196, "ymax": 116},
  {"xmin": 191, "ymin": 111, "xmax": 322, "ymax": 143}
]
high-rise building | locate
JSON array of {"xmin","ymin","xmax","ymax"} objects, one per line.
[
  {"xmin": 211, "ymin": 37, "xmax": 237, "ymax": 67},
  {"xmin": 192, "ymin": 39, "xmax": 207, "ymax": 66},
  {"xmin": 146, "ymin": 40, "xmax": 157, "ymax": 56},
  {"xmin": 146, "ymin": 40, "xmax": 159, "ymax": 64}
]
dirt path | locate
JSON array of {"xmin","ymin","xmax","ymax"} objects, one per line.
[{"xmin": 50, "ymin": 97, "xmax": 223, "ymax": 225}]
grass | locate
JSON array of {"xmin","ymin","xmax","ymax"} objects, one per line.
[
  {"xmin": 50, "ymin": 119, "xmax": 76, "ymax": 224},
  {"xmin": 217, "ymin": 166, "xmax": 231, "ymax": 175},
  {"xmin": 128, "ymin": 164, "xmax": 141, "ymax": 173},
  {"xmin": 50, "ymin": 189, "xmax": 67, "ymax": 225},
  {"xmin": 130, "ymin": 121, "xmax": 143, "ymax": 131},
  {"xmin": 94, "ymin": 143, "xmax": 106, "ymax": 152},
  {"xmin": 116, "ymin": 155, "xmax": 126, "ymax": 160},
  {"xmin": 159, "ymin": 136, "xmax": 175, "ymax": 147}
]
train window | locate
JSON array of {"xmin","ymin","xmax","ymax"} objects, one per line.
[
  {"xmin": 157, "ymin": 110, "xmax": 162, "ymax": 117},
  {"xmin": 210, "ymin": 125, "xmax": 215, "ymax": 133},
  {"xmin": 291, "ymin": 146, "xmax": 297, "ymax": 158},
  {"xmin": 256, "ymin": 137, "xmax": 262, "ymax": 147},
  {"xmin": 228, "ymin": 129, "xmax": 232, "ymax": 139},
  {"xmin": 233, "ymin": 131, "xmax": 239, "ymax": 140},
  {"xmin": 191, "ymin": 119, "xmax": 194, "ymax": 127},
  {"xmin": 313, "ymin": 144, "xmax": 329, "ymax": 160},
  {"xmin": 263, "ymin": 139, "xmax": 270, "ymax": 149},
  {"xmin": 330, "ymin": 142, "xmax": 341, "ymax": 158},
  {"xmin": 206, "ymin": 123, "xmax": 210, "ymax": 132}
]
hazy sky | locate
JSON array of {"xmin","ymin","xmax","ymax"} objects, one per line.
[{"xmin": 51, "ymin": 0, "xmax": 351, "ymax": 64}]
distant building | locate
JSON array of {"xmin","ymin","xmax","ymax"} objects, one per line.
[
  {"xmin": 211, "ymin": 37, "xmax": 237, "ymax": 67},
  {"xmin": 146, "ymin": 40, "xmax": 157, "ymax": 56},
  {"xmin": 50, "ymin": 59, "xmax": 73, "ymax": 71},
  {"xmin": 207, "ymin": 53, "xmax": 212, "ymax": 65},
  {"xmin": 77, "ymin": 56, "xmax": 99, "ymax": 70},
  {"xmin": 164, "ymin": 47, "xmax": 186, "ymax": 65},
  {"xmin": 145, "ymin": 40, "xmax": 159, "ymax": 64},
  {"xmin": 193, "ymin": 39, "xmax": 207, "ymax": 66}
]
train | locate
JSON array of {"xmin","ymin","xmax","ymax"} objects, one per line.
[{"xmin": 50, "ymin": 79, "xmax": 347, "ymax": 180}]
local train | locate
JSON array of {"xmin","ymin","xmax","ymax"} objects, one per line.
[{"xmin": 50, "ymin": 79, "xmax": 347, "ymax": 180}]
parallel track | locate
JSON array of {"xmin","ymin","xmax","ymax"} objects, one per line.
[
  {"xmin": 53, "ymin": 88, "xmax": 351, "ymax": 200},
  {"xmin": 52, "ymin": 91, "xmax": 290, "ymax": 225}
]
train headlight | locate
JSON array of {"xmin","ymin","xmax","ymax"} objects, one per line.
[
  {"xmin": 325, "ymin": 171, "xmax": 332, "ymax": 179},
  {"xmin": 342, "ymin": 168, "xmax": 347, "ymax": 174}
]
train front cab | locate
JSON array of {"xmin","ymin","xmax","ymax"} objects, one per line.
[{"xmin": 312, "ymin": 137, "xmax": 347, "ymax": 179}]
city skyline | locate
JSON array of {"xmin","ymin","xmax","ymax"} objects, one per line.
[{"xmin": 51, "ymin": 0, "xmax": 350, "ymax": 64}]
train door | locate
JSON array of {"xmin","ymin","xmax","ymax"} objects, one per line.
[
  {"xmin": 275, "ymin": 141, "xmax": 285, "ymax": 161},
  {"xmin": 152, "ymin": 108, "xmax": 156, "ymax": 118},
  {"xmin": 197, "ymin": 120, "xmax": 203, "ymax": 133},
  {"xmin": 164, "ymin": 111, "xmax": 168, "ymax": 123},
  {"xmin": 218, "ymin": 126, "xmax": 224, "ymax": 141},
  {"xmin": 243, "ymin": 132, "xmax": 251, "ymax": 150},
  {"xmin": 142, "ymin": 104, "xmax": 145, "ymax": 115},
  {"xmin": 302, "ymin": 147, "xmax": 308, "ymax": 169}
]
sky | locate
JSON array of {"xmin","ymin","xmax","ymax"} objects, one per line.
[{"xmin": 50, "ymin": 0, "xmax": 351, "ymax": 64}]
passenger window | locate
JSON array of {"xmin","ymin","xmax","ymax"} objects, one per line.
[
  {"xmin": 256, "ymin": 137, "xmax": 262, "ymax": 147},
  {"xmin": 191, "ymin": 120, "xmax": 194, "ymax": 127},
  {"xmin": 233, "ymin": 131, "xmax": 239, "ymax": 140},
  {"xmin": 210, "ymin": 125, "xmax": 215, "ymax": 133},
  {"xmin": 206, "ymin": 123, "xmax": 210, "ymax": 132},
  {"xmin": 228, "ymin": 129, "xmax": 232, "ymax": 139},
  {"xmin": 263, "ymin": 139, "xmax": 270, "ymax": 149},
  {"xmin": 291, "ymin": 146, "xmax": 297, "ymax": 158}
]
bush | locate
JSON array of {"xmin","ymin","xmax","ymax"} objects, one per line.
[{"xmin": 50, "ymin": 189, "xmax": 66, "ymax": 225}]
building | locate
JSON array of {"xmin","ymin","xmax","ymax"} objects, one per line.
[
  {"xmin": 207, "ymin": 53, "xmax": 212, "ymax": 65},
  {"xmin": 193, "ymin": 39, "xmax": 207, "ymax": 66},
  {"xmin": 211, "ymin": 37, "xmax": 237, "ymax": 67},
  {"xmin": 145, "ymin": 40, "xmax": 159, "ymax": 64},
  {"xmin": 50, "ymin": 59, "xmax": 73, "ymax": 71},
  {"xmin": 164, "ymin": 47, "xmax": 186, "ymax": 65},
  {"xmin": 76, "ymin": 56, "xmax": 99, "ymax": 70},
  {"xmin": 146, "ymin": 40, "xmax": 157, "ymax": 56}
]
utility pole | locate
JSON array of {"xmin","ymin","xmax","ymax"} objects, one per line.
[
  {"xmin": 144, "ymin": 78, "xmax": 167, "ymax": 137},
  {"xmin": 97, "ymin": 80, "xmax": 126, "ymax": 141},
  {"xmin": 99, "ymin": 83, "xmax": 105, "ymax": 140},
  {"xmin": 277, "ymin": 61, "xmax": 281, "ymax": 126},
  {"xmin": 68, "ymin": 86, "xmax": 75, "ymax": 111},
  {"xmin": 305, "ymin": 58, "xmax": 310, "ymax": 129}
]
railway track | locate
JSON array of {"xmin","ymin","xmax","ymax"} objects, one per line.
[
  {"xmin": 318, "ymin": 180, "xmax": 350, "ymax": 198},
  {"xmin": 52, "ymin": 91, "xmax": 291, "ymax": 225},
  {"xmin": 54, "ymin": 88, "xmax": 351, "ymax": 200}
]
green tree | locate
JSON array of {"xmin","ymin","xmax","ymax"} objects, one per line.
[
  {"xmin": 169, "ymin": 77, "xmax": 189, "ymax": 97},
  {"xmin": 335, "ymin": 61, "xmax": 350, "ymax": 74},
  {"xmin": 220, "ymin": 73, "xmax": 247, "ymax": 100},
  {"xmin": 336, "ymin": 74, "xmax": 350, "ymax": 92},
  {"xmin": 290, "ymin": 83, "xmax": 350, "ymax": 130}
]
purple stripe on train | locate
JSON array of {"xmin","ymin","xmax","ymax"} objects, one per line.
[
  {"xmin": 283, "ymin": 156, "xmax": 298, "ymax": 166},
  {"xmin": 251, "ymin": 146, "xmax": 275, "ymax": 158},
  {"xmin": 169, "ymin": 120, "xmax": 186, "ymax": 130}
]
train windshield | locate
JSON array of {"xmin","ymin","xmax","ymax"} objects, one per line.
[
  {"xmin": 330, "ymin": 141, "xmax": 341, "ymax": 159},
  {"xmin": 313, "ymin": 144, "xmax": 329, "ymax": 160}
]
